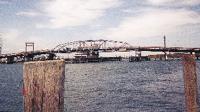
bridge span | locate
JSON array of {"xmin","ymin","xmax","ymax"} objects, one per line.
[{"xmin": 0, "ymin": 39, "xmax": 200, "ymax": 63}]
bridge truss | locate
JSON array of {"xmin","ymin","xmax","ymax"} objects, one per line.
[{"xmin": 53, "ymin": 39, "xmax": 132, "ymax": 53}]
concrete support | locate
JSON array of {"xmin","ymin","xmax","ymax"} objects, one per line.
[
  {"xmin": 6, "ymin": 56, "xmax": 14, "ymax": 64},
  {"xmin": 23, "ymin": 60, "xmax": 65, "ymax": 112},
  {"xmin": 183, "ymin": 55, "xmax": 199, "ymax": 112},
  {"xmin": 48, "ymin": 53, "xmax": 55, "ymax": 60}
]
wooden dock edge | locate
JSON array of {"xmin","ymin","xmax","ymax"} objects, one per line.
[
  {"xmin": 182, "ymin": 54, "xmax": 199, "ymax": 112},
  {"xmin": 23, "ymin": 60, "xmax": 65, "ymax": 112}
]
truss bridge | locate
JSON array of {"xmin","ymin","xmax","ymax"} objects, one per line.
[{"xmin": 1, "ymin": 39, "xmax": 200, "ymax": 63}]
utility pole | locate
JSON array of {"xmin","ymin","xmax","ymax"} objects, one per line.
[
  {"xmin": 0, "ymin": 35, "xmax": 2, "ymax": 55},
  {"xmin": 164, "ymin": 35, "xmax": 166, "ymax": 48},
  {"xmin": 164, "ymin": 35, "xmax": 167, "ymax": 60}
]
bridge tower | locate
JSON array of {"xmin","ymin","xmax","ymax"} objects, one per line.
[
  {"xmin": 25, "ymin": 42, "xmax": 35, "ymax": 61},
  {"xmin": 25, "ymin": 42, "xmax": 34, "ymax": 52}
]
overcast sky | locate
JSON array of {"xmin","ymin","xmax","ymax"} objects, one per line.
[{"xmin": 0, "ymin": 0, "xmax": 200, "ymax": 53}]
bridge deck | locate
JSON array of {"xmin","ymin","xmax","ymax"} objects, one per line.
[
  {"xmin": 1, "ymin": 46, "xmax": 200, "ymax": 64},
  {"xmin": 1, "ymin": 47, "xmax": 200, "ymax": 58}
]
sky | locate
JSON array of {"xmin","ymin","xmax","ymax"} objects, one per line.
[{"xmin": 0, "ymin": 0, "xmax": 200, "ymax": 53}]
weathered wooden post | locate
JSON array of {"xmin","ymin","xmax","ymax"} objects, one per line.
[
  {"xmin": 23, "ymin": 60, "xmax": 65, "ymax": 112},
  {"xmin": 183, "ymin": 54, "xmax": 199, "ymax": 112}
]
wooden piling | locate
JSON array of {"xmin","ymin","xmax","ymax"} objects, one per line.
[
  {"xmin": 23, "ymin": 60, "xmax": 65, "ymax": 112},
  {"xmin": 183, "ymin": 55, "xmax": 199, "ymax": 112}
]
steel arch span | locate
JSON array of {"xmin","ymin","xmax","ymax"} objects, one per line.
[{"xmin": 52, "ymin": 39, "xmax": 133, "ymax": 53}]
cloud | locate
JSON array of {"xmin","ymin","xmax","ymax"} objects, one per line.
[
  {"xmin": 27, "ymin": 36, "xmax": 61, "ymax": 50},
  {"xmin": 1, "ymin": 29, "xmax": 59, "ymax": 53},
  {"xmin": 147, "ymin": 0, "xmax": 200, "ymax": 6},
  {"xmin": 36, "ymin": 0, "xmax": 121, "ymax": 29},
  {"xmin": 16, "ymin": 11, "xmax": 40, "ymax": 17},
  {"xmin": 0, "ymin": 0, "xmax": 11, "ymax": 4},
  {"xmin": 100, "ymin": 9, "xmax": 200, "ymax": 41},
  {"xmin": 2, "ymin": 29, "xmax": 25, "ymax": 53},
  {"xmin": 8, "ymin": 0, "xmax": 200, "ymax": 50}
]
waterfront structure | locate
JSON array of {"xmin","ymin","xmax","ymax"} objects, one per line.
[{"xmin": 1, "ymin": 39, "xmax": 200, "ymax": 63}]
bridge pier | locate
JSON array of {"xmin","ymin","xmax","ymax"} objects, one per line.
[
  {"xmin": 48, "ymin": 53, "xmax": 56, "ymax": 60},
  {"xmin": 190, "ymin": 52, "xmax": 194, "ymax": 55},
  {"xmin": 134, "ymin": 49, "xmax": 142, "ymax": 61},
  {"xmin": 6, "ymin": 56, "xmax": 14, "ymax": 64},
  {"xmin": 25, "ymin": 55, "xmax": 34, "ymax": 62},
  {"xmin": 164, "ymin": 52, "xmax": 168, "ymax": 61}
]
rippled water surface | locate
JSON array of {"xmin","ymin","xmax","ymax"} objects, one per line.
[{"xmin": 0, "ymin": 61, "xmax": 200, "ymax": 112}]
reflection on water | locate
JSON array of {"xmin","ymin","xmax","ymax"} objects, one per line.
[{"xmin": 0, "ymin": 61, "xmax": 200, "ymax": 112}]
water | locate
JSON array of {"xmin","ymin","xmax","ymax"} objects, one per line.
[
  {"xmin": 0, "ymin": 64, "xmax": 23, "ymax": 112},
  {"xmin": 0, "ymin": 61, "xmax": 200, "ymax": 112}
]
